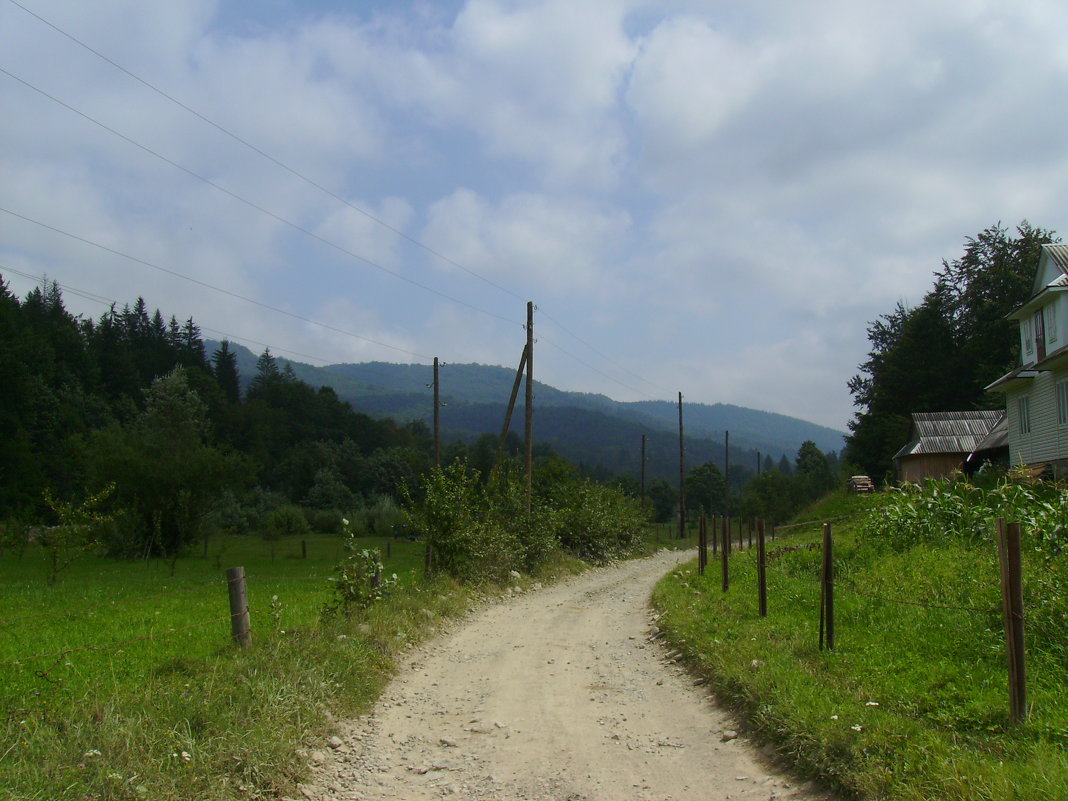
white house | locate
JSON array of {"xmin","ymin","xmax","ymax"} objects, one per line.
[{"xmin": 986, "ymin": 243, "xmax": 1068, "ymax": 473}]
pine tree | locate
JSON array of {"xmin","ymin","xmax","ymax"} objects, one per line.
[{"xmin": 211, "ymin": 340, "xmax": 241, "ymax": 403}]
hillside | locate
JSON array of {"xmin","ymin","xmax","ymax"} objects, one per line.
[{"xmin": 217, "ymin": 342, "xmax": 845, "ymax": 479}]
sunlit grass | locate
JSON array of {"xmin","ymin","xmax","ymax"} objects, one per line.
[{"xmin": 652, "ymin": 493, "xmax": 1068, "ymax": 800}]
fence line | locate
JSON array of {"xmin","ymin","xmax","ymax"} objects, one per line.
[{"xmin": 699, "ymin": 518, "xmax": 1029, "ymax": 721}]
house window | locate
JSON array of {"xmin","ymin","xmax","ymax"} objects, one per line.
[
  {"xmin": 1059, "ymin": 381, "xmax": 1068, "ymax": 425},
  {"xmin": 1024, "ymin": 319, "xmax": 1033, "ymax": 356},
  {"xmin": 1018, "ymin": 396, "xmax": 1031, "ymax": 434},
  {"xmin": 1049, "ymin": 302, "xmax": 1059, "ymax": 343},
  {"xmin": 1035, "ymin": 308, "xmax": 1047, "ymax": 361}
]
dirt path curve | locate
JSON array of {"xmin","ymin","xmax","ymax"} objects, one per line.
[{"xmin": 304, "ymin": 550, "xmax": 832, "ymax": 801}]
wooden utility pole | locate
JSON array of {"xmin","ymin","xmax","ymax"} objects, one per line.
[
  {"xmin": 640, "ymin": 434, "xmax": 647, "ymax": 512},
  {"xmin": 678, "ymin": 392, "xmax": 686, "ymax": 540},
  {"xmin": 724, "ymin": 430, "xmax": 730, "ymax": 518},
  {"xmin": 525, "ymin": 302, "xmax": 534, "ymax": 512},
  {"xmin": 497, "ymin": 345, "xmax": 529, "ymax": 462},
  {"xmin": 433, "ymin": 357, "xmax": 441, "ymax": 467}
]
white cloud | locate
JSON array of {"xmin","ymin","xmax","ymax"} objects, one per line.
[{"xmin": 421, "ymin": 189, "xmax": 632, "ymax": 295}]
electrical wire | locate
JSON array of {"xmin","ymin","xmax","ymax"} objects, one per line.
[
  {"xmin": 2, "ymin": 0, "xmax": 670, "ymax": 397},
  {"xmin": 0, "ymin": 64, "xmax": 521, "ymax": 329},
  {"xmin": 0, "ymin": 215, "xmax": 434, "ymax": 360},
  {"xmin": 3, "ymin": 0, "xmax": 528, "ymax": 305},
  {"xmin": 0, "ymin": 263, "xmax": 433, "ymax": 376}
]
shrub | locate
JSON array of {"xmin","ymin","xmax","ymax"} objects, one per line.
[
  {"xmin": 323, "ymin": 518, "xmax": 398, "ymax": 615},
  {"xmin": 261, "ymin": 504, "xmax": 310, "ymax": 541}
]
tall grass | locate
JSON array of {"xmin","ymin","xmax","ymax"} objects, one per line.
[{"xmin": 652, "ymin": 484, "xmax": 1068, "ymax": 800}]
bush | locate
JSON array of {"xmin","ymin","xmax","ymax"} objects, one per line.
[
  {"xmin": 261, "ymin": 504, "xmax": 310, "ymax": 541},
  {"xmin": 554, "ymin": 479, "xmax": 645, "ymax": 563},
  {"xmin": 349, "ymin": 495, "xmax": 406, "ymax": 538}
]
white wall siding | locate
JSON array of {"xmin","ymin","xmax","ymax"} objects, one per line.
[{"xmin": 1007, "ymin": 369, "xmax": 1068, "ymax": 465}]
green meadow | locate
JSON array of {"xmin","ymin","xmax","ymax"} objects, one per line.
[{"xmin": 653, "ymin": 489, "xmax": 1068, "ymax": 801}]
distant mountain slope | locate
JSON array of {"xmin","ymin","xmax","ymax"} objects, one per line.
[{"xmin": 210, "ymin": 342, "xmax": 845, "ymax": 476}]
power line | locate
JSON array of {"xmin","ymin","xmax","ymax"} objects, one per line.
[
  {"xmin": 0, "ymin": 64, "xmax": 520, "ymax": 329},
  {"xmin": 538, "ymin": 333, "xmax": 664, "ymax": 401},
  {"xmin": 3, "ymin": 0, "xmax": 668, "ymax": 396},
  {"xmin": 4, "ymin": 0, "xmax": 527, "ymax": 305},
  {"xmin": 0, "ymin": 263, "xmax": 431, "ymax": 374},
  {"xmin": 0, "ymin": 212, "xmax": 434, "ymax": 360},
  {"xmin": 539, "ymin": 309, "xmax": 670, "ymax": 396}
]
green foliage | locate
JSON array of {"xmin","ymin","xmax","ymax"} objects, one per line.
[
  {"xmin": 405, "ymin": 458, "xmax": 645, "ymax": 584},
  {"xmin": 653, "ymin": 488, "xmax": 1068, "ymax": 801},
  {"xmin": 324, "ymin": 519, "xmax": 399, "ymax": 614},
  {"xmin": 846, "ymin": 222, "xmax": 1058, "ymax": 476},
  {"xmin": 348, "ymin": 495, "xmax": 406, "ymax": 538},
  {"xmin": 81, "ymin": 368, "xmax": 250, "ymax": 556},
  {"xmin": 867, "ymin": 475, "xmax": 1068, "ymax": 556},
  {"xmin": 0, "ymin": 533, "xmax": 463, "ymax": 801},
  {"xmin": 262, "ymin": 504, "xmax": 311, "ymax": 541},
  {"xmin": 39, "ymin": 483, "xmax": 116, "ymax": 584}
]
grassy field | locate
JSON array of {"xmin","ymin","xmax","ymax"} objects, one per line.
[
  {"xmin": 0, "ymin": 533, "xmax": 455, "ymax": 800},
  {"xmin": 652, "ymin": 491, "xmax": 1068, "ymax": 800},
  {"xmin": 0, "ymin": 524, "xmax": 696, "ymax": 800}
]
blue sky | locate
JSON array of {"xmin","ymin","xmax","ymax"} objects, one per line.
[{"xmin": 3, "ymin": 0, "xmax": 1068, "ymax": 431}]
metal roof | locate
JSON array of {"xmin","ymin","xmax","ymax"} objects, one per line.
[
  {"xmin": 893, "ymin": 410, "xmax": 1006, "ymax": 460},
  {"xmin": 1044, "ymin": 243, "xmax": 1068, "ymax": 274}
]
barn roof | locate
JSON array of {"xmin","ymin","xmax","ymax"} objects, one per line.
[{"xmin": 893, "ymin": 410, "xmax": 1006, "ymax": 460}]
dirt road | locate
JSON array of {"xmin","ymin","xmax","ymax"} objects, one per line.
[{"xmin": 303, "ymin": 549, "xmax": 832, "ymax": 801}]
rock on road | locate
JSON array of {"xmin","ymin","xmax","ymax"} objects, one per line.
[{"xmin": 302, "ymin": 549, "xmax": 833, "ymax": 801}]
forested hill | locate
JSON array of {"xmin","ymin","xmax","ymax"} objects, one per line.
[{"xmin": 214, "ymin": 341, "xmax": 845, "ymax": 474}]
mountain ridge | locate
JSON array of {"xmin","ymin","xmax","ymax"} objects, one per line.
[{"xmin": 212, "ymin": 341, "xmax": 845, "ymax": 476}]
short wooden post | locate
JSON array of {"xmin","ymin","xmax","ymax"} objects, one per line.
[
  {"xmin": 757, "ymin": 519, "xmax": 767, "ymax": 617},
  {"xmin": 819, "ymin": 523, "xmax": 834, "ymax": 650},
  {"xmin": 737, "ymin": 517, "xmax": 743, "ymax": 551},
  {"xmin": 712, "ymin": 516, "xmax": 718, "ymax": 555},
  {"xmin": 226, "ymin": 566, "xmax": 251, "ymax": 647},
  {"xmin": 748, "ymin": 518, "xmax": 753, "ymax": 550},
  {"xmin": 721, "ymin": 515, "xmax": 730, "ymax": 592},
  {"xmin": 996, "ymin": 519, "xmax": 1027, "ymax": 722},
  {"xmin": 698, "ymin": 516, "xmax": 707, "ymax": 575}
]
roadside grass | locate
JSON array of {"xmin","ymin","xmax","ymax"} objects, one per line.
[
  {"xmin": 0, "ymin": 533, "xmax": 447, "ymax": 800},
  {"xmin": 651, "ymin": 492, "xmax": 1068, "ymax": 800},
  {"xmin": 0, "ymin": 526, "xmax": 615, "ymax": 800}
]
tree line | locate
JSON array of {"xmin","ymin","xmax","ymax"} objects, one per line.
[
  {"xmin": 844, "ymin": 222, "xmax": 1058, "ymax": 479},
  {"xmin": 1, "ymin": 277, "xmax": 842, "ymax": 568}
]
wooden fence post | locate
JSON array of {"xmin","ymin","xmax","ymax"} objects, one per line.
[
  {"xmin": 996, "ymin": 519, "xmax": 1027, "ymax": 722},
  {"xmin": 226, "ymin": 566, "xmax": 251, "ymax": 648},
  {"xmin": 748, "ymin": 518, "xmax": 753, "ymax": 550},
  {"xmin": 698, "ymin": 516, "xmax": 707, "ymax": 575},
  {"xmin": 757, "ymin": 519, "xmax": 767, "ymax": 617},
  {"xmin": 819, "ymin": 523, "xmax": 834, "ymax": 651},
  {"xmin": 721, "ymin": 515, "xmax": 730, "ymax": 592}
]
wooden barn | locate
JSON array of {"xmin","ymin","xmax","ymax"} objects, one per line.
[{"xmin": 893, "ymin": 410, "xmax": 1006, "ymax": 483}]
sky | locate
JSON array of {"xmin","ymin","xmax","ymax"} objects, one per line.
[{"xmin": 3, "ymin": 0, "xmax": 1068, "ymax": 432}]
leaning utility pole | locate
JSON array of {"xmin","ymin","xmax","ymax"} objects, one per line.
[
  {"xmin": 678, "ymin": 392, "xmax": 686, "ymax": 540},
  {"xmin": 525, "ymin": 301, "xmax": 534, "ymax": 512}
]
